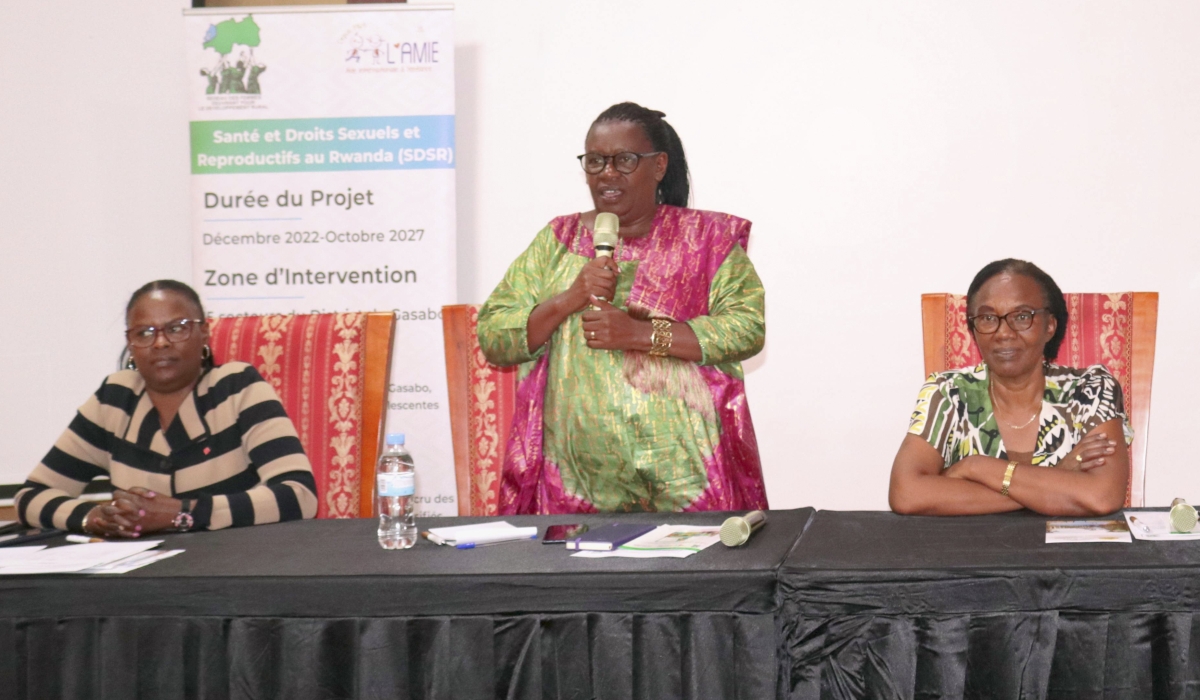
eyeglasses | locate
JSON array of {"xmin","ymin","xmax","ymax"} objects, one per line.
[
  {"xmin": 125, "ymin": 318, "xmax": 206, "ymax": 348},
  {"xmin": 576, "ymin": 151, "xmax": 662, "ymax": 175},
  {"xmin": 967, "ymin": 309, "xmax": 1048, "ymax": 334}
]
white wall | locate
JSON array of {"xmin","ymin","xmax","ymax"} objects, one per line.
[
  {"xmin": 2, "ymin": 1, "xmax": 1197, "ymax": 510},
  {"xmin": 0, "ymin": 0, "xmax": 193, "ymax": 485}
]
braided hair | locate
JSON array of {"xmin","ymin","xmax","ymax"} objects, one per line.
[{"xmin": 591, "ymin": 102, "xmax": 691, "ymax": 207}]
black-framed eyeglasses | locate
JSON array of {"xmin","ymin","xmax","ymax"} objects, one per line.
[
  {"xmin": 125, "ymin": 318, "xmax": 206, "ymax": 348},
  {"xmin": 576, "ymin": 151, "xmax": 662, "ymax": 175},
  {"xmin": 967, "ymin": 309, "xmax": 1049, "ymax": 334}
]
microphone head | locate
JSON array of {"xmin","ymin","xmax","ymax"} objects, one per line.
[
  {"xmin": 720, "ymin": 517, "xmax": 752, "ymax": 547},
  {"xmin": 719, "ymin": 510, "xmax": 767, "ymax": 547},
  {"xmin": 594, "ymin": 212, "xmax": 619, "ymax": 256},
  {"xmin": 1171, "ymin": 498, "xmax": 1197, "ymax": 533}
]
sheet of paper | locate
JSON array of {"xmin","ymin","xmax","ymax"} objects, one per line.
[
  {"xmin": 1045, "ymin": 519, "xmax": 1132, "ymax": 543},
  {"xmin": 80, "ymin": 549, "xmax": 184, "ymax": 574},
  {"xmin": 1123, "ymin": 511, "xmax": 1200, "ymax": 541},
  {"xmin": 0, "ymin": 541, "xmax": 163, "ymax": 575},
  {"xmin": 572, "ymin": 548, "xmax": 695, "ymax": 559},
  {"xmin": 0, "ymin": 545, "xmax": 48, "ymax": 564},
  {"xmin": 622, "ymin": 525, "xmax": 722, "ymax": 552},
  {"xmin": 425, "ymin": 521, "xmax": 526, "ymax": 545},
  {"xmin": 571, "ymin": 525, "xmax": 723, "ymax": 558}
]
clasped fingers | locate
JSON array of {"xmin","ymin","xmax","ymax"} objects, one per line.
[{"xmin": 86, "ymin": 502, "xmax": 143, "ymax": 538}]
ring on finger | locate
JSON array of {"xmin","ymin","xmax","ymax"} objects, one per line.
[
  {"xmin": 588, "ymin": 331, "xmax": 596, "ymax": 340},
  {"xmin": 1076, "ymin": 454, "xmax": 1083, "ymax": 463}
]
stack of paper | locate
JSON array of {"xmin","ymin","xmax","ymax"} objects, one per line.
[
  {"xmin": 0, "ymin": 541, "xmax": 181, "ymax": 575},
  {"xmin": 572, "ymin": 525, "xmax": 723, "ymax": 558},
  {"xmin": 424, "ymin": 522, "xmax": 538, "ymax": 549}
]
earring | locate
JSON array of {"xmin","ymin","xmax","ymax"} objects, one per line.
[
  {"xmin": 125, "ymin": 356, "xmax": 137, "ymax": 371},
  {"xmin": 202, "ymin": 344, "xmax": 212, "ymax": 361}
]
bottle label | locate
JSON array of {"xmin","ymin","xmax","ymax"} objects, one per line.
[{"xmin": 378, "ymin": 471, "xmax": 414, "ymax": 497}]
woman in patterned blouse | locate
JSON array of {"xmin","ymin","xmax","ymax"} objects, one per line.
[{"xmin": 889, "ymin": 259, "xmax": 1131, "ymax": 516}]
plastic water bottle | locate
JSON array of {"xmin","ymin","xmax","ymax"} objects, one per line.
[{"xmin": 376, "ymin": 433, "xmax": 416, "ymax": 549}]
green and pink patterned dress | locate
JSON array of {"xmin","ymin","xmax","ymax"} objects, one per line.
[{"xmin": 478, "ymin": 205, "xmax": 768, "ymax": 514}]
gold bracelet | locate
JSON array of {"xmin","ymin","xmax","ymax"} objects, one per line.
[
  {"xmin": 649, "ymin": 319, "xmax": 672, "ymax": 357},
  {"xmin": 1000, "ymin": 461, "xmax": 1018, "ymax": 497}
]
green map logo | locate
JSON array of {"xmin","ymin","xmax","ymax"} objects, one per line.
[{"xmin": 200, "ymin": 16, "xmax": 265, "ymax": 95}]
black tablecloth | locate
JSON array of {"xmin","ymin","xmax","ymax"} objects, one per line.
[
  {"xmin": 0, "ymin": 509, "xmax": 812, "ymax": 700},
  {"xmin": 778, "ymin": 510, "xmax": 1200, "ymax": 700}
]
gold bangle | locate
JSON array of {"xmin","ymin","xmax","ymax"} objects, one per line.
[
  {"xmin": 1000, "ymin": 461, "xmax": 1017, "ymax": 497},
  {"xmin": 649, "ymin": 319, "xmax": 672, "ymax": 357}
]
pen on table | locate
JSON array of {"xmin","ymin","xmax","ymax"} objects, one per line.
[
  {"xmin": 455, "ymin": 535, "xmax": 537, "ymax": 550},
  {"xmin": 65, "ymin": 534, "xmax": 105, "ymax": 544},
  {"xmin": 1127, "ymin": 516, "xmax": 1153, "ymax": 537}
]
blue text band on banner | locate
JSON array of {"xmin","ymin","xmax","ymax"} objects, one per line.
[{"xmin": 191, "ymin": 116, "xmax": 455, "ymax": 174}]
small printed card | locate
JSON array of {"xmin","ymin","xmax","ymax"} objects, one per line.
[
  {"xmin": 1045, "ymin": 519, "xmax": 1132, "ymax": 544},
  {"xmin": 1123, "ymin": 511, "xmax": 1200, "ymax": 541},
  {"xmin": 571, "ymin": 525, "xmax": 723, "ymax": 559}
]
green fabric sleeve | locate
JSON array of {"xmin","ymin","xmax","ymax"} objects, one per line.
[
  {"xmin": 686, "ymin": 245, "xmax": 765, "ymax": 367},
  {"xmin": 476, "ymin": 225, "xmax": 556, "ymax": 367}
]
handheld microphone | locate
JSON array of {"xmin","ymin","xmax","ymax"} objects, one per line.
[
  {"xmin": 593, "ymin": 212, "xmax": 619, "ymax": 258},
  {"xmin": 590, "ymin": 213, "xmax": 619, "ymax": 305},
  {"xmin": 1170, "ymin": 498, "xmax": 1197, "ymax": 533},
  {"xmin": 720, "ymin": 510, "xmax": 767, "ymax": 547}
]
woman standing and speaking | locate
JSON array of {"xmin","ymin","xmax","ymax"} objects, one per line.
[{"xmin": 479, "ymin": 102, "xmax": 768, "ymax": 514}]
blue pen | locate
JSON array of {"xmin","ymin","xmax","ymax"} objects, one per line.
[{"xmin": 455, "ymin": 534, "xmax": 536, "ymax": 549}]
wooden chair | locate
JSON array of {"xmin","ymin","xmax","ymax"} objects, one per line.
[
  {"xmin": 921, "ymin": 293, "xmax": 1158, "ymax": 507},
  {"xmin": 442, "ymin": 305, "xmax": 518, "ymax": 516},
  {"xmin": 208, "ymin": 312, "xmax": 395, "ymax": 518}
]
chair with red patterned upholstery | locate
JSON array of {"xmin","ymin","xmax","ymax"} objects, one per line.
[
  {"xmin": 442, "ymin": 305, "xmax": 518, "ymax": 516},
  {"xmin": 207, "ymin": 312, "xmax": 395, "ymax": 518},
  {"xmin": 921, "ymin": 292, "xmax": 1158, "ymax": 507}
]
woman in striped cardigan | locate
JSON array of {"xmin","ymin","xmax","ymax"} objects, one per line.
[{"xmin": 17, "ymin": 280, "xmax": 317, "ymax": 536}]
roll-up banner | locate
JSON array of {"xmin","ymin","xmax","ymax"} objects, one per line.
[{"xmin": 184, "ymin": 5, "xmax": 458, "ymax": 517}]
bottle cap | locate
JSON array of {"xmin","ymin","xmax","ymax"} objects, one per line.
[{"xmin": 385, "ymin": 433, "xmax": 406, "ymax": 446}]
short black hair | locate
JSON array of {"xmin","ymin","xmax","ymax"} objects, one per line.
[
  {"xmin": 591, "ymin": 102, "xmax": 690, "ymax": 207},
  {"xmin": 966, "ymin": 259, "xmax": 1068, "ymax": 361},
  {"xmin": 125, "ymin": 280, "xmax": 212, "ymax": 368},
  {"xmin": 126, "ymin": 279, "xmax": 206, "ymax": 320}
]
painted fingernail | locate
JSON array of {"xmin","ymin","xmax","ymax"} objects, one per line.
[
  {"xmin": 135, "ymin": 525, "xmax": 142, "ymax": 532},
  {"xmin": 139, "ymin": 510, "xmax": 146, "ymax": 516}
]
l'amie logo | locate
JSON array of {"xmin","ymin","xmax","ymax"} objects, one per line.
[{"xmin": 341, "ymin": 29, "xmax": 441, "ymax": 71}]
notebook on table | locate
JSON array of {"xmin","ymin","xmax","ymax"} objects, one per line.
[{"xmin": 564, "ymin": 523, "xmax": 657, "ymax": 551}]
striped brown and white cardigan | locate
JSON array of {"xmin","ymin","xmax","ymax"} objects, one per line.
[{"xmin": 17, "ymin": 362, "xmax": 318, "ymax": 531}]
